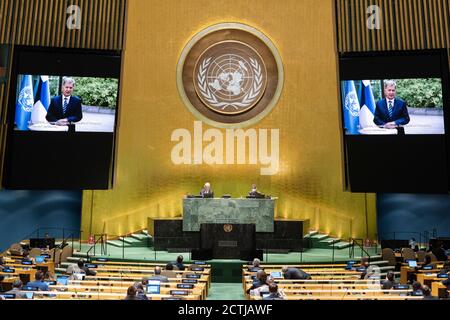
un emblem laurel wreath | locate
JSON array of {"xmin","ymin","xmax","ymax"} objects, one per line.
[{"xmin": 197, "ymin": 57, "xmax": 263, "ymax": 110}]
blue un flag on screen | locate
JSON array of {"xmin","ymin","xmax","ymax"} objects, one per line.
[
  {"xmin": 343, "ymin": 80, "xmax": 360, "ymax": 135},
  {"xmin": 15, "ymin": 75, "xmax": 34, "ymax": 130},
  {"xmin": 359, "ymin": 80, "xmax": 376, "ymax": 129},
  {"xmin": 31, "ymin": 76, "xmax": 50, "ymax": 125}
]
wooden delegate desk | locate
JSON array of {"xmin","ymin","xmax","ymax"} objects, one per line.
[
  {"xmin": 400, "ymin": 264, "xmax": 443, "ymax": 284},
  {"xmin": 182, "ymin": 197, "xmax": 276, "ymax": 232},
  {"xmin": 431, "ymin": 282, "xmax": 450, "ymax": 297}
]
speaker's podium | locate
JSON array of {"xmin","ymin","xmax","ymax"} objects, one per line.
[{"xmin": 191, "ymin": 223, "xmax": 262, "ymax": 260}]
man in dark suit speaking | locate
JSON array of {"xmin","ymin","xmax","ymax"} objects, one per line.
[
  {"xmin": 46, "ymin": 76, "xmax": 82, "ymax": 126},
  {"xmin": 373, "ymin": 80, "xmax": 410, "ymax": 129}
]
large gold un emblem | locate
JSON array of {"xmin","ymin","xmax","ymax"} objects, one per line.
[
  {"xmin": 178, "ymin": 23, "xmax": 284, "ymax": 128},
  {"xmin": 223, "ymin": 224, "xmax": 233, "ymax": 233}
]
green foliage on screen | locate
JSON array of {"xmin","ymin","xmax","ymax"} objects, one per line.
[
  {"xmin": 395, "ymin": 78, "xmax": 442, "ymax": 109},
  {"xmin": 72, "ymin": 77, "xmax": 118, "ymax": 109}
]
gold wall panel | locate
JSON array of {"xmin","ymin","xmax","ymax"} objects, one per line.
[
  {"xmin": 81, "ymin": 0, "xmax": 377, "ymax": 241},
  {"xmin": 0, "ymin": 0, "xmax": 126, "ymax": 185},
  {"xmin": 336, "ymin": 0, "xmax": 450, "ymax": 53}
]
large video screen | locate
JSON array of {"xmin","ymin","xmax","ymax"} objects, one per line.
[
  {"xmin": 2, "ymin": 46, "xmax": 121, "ymax": 189},
  {"xmin": 339, "ymin": 50, "xmax": 450, "ymax": 193},
  {"xmin": 342, "ymin": 78, "xmax": 444, "ymax": 135},
  {"xmin": 14, "ymin": 75, "xmax": 118, "ymax": 132}
]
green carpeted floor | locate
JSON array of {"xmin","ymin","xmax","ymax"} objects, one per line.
[
  {"xmin": 74, "ymin": 243, "xmax": 380, "ymax": 264},
  {"xmin": 207, "ymin": 283, "xmax": 245, "ymax": 300}
]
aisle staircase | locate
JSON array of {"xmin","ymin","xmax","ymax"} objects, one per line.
[
  {"xmin": 304, "ymin": 230, "xmax": 352, "ymax": 250},
  {"xmin": 106, "ymin": 230, "xmax": 153, "ymax": 248}
]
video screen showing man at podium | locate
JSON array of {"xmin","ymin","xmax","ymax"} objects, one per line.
[
  {"xmin": 342, "ymin": 78, "xmax": 444, "ymax": 135},
  {"xmin": 14, "ymin": 74, "xmax": 118, "ymax": 132}
]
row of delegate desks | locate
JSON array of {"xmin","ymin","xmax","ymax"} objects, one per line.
[
  {"xmin": 399, "ymin": 262, "xmax": 444, "ymax": 284},
  {"xmin": 12, "ymin": 291, "xmax": 202, "ymax": 300},
  {"xmin": 242, "ymin": 265, "xmax": 424, "ymax": 300},
  {"xmin": 60, "ymin": 278, "xmax": 208, "ymax": 299}
]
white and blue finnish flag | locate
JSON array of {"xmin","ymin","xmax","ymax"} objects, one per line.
[
  {"xmin": 31, "ymin": 75, "xmax": 50, "ymax": 125},
  {"xmin": 359, "ymin": 80, "xmax": 376, "ymax": 129}
]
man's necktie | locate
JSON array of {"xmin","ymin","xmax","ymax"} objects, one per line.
[
  {"xmin": 388, "ymin": 101, "xmax": 393, "ymax": 119},
  {"xmin": 63, "ymin": 97, "xmax": 68, "ymax": 115}
]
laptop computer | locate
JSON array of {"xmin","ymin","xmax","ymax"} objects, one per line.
[
  {"xmin": 270, "ymin": 271, "xmax": 282, "ymax": 278},
  {"xmin": 56, "ymin": 275, "xmax": 69, "ymax": 285},
  {"xmin": 146, "ymin": 280, "xmax": 161, "ymax": 294},
  {"xmin": 24, "ymin": 292, "xmax": 34, "ymax": 299},
  {"xmin": 35, "ymin": 256, "xmax": 45, "ymax": 264},
  {"xmin": 407, "ymin": 260, "xmax": 417, "ymax": 268}
]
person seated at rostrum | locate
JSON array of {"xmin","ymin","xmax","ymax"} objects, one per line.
[
  {"xmin": 26, "ymin": 271, "xmax": 49, "ymax": 291},
  {"xmin": 200, "ymin": 182, "xmax": 214, "ymax": 198},
  {"xmin": 381, "ymin": 271, "xmax": 398, "ymax": 290},
  {"xmin": 281, "ymin": 266, "xmax": 311, "ymax": 280},
  {"xmin": 263, "ymin": 283, "xmax": 285, "ymax": 300},
  {"xmin": 148, "ymin": 266, "xmax": 169, "ymax": 283},
  {"xmin": 248, "ymin": 184, "xmax": 264, "ymax": 198}
]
